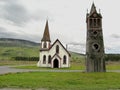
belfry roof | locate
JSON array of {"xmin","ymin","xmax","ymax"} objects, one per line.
[
  {"xmin": 41, "ymin": 20, "xmax": 51, "ymax": 42},
  {"xmin": 90, "ymin": 3, "xmax": 97, "ymax": 14}
]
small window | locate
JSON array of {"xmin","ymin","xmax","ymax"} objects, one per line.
[
  {"xmin": 43, "ymin": 42, "xmax": 47, "ymax": 48},
  {"xmin": 56, "ymin": 45, "xmax": 59, "ymax": 54},
  {"xmin": 63, "ymin": 55, "xmax": 67, "ymax": 64},
  {"xmin": 48, "ymin": 55, "xmax": 51, "ymax": 64},
  {"xmin": 43, "ymin": 55, "xmax": 46, "ymax": 64}
]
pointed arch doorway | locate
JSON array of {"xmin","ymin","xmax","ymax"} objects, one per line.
[{"xmin": 53, "ymin": 59, "xmax": 59, "ymax": 68}]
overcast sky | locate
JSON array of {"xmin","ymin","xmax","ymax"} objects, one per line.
[{"xmin": 0, "ymin": 0, "xmax": 120, "ymax": 54}]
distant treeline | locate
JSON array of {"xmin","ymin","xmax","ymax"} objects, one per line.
[
  {"xmin": 105, "ymin": 54, "xmax": 120, "ymax": 61},
  {"xmin": 13, "ymin": 57, "xmax": 39, "ymax": 61}
]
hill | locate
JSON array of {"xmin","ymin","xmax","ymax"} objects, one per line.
[
  {"xmin": 0, "ymin": 38, "xmax": 40, "ymax": 60},
  {"xmin": 0, "ymin": 38, "xmax": 40, "ymax": 47}
]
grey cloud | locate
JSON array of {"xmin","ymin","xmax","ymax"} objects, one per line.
[
  {"xmin": 0, "ymin": 0, "xmax": 30, "ymax": 26},
  {"xmin": 110, "ymin": 34, "xmax": 120, "ymax": 39},
  {"xmin": 68, "ymin": 42, "xmax": 85, "ymax": 46},
  {"xmin": 0, "ymin": 0, "xmax": 54, "ymax": 26},
  {"xmin": 31, "ymin": 10, "xmax": 54, "ymax": 21},
  {"xmin": 0, "ymin": 27, "xmax": 41, "ymax": 42},
  {"xmin": 0, "ymin": 27, "xmax": 18, "ymax": 38}
]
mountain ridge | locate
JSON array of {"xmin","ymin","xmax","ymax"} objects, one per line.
[{"xmin": 0, "ymin": 38, "xmax": 40, "ymax": 47}]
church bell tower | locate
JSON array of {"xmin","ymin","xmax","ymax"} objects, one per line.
[
  {"xmin": 41, "ymin": 20, "xmax": 51, "ymax": 50},
  {"xmin": 86, "ymin": 3, "xmax": 106, "ymax": 72}
]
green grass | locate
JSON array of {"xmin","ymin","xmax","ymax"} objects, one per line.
[
  {"xmin": 15, "ymin": 62, "xmax": 86, "ymax": 70},
  {"xmin": 0, "ymin": 72, "xmax": 120, "ymax": 90},
  {"xmin": 15, "ymin": 63, "xmax": 120, "ymax": 70}
]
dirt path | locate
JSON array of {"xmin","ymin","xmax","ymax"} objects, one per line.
[
  {"xmin": 0, "ymin": 66, "xmax": 84, "ymax": 75},
  {"xmin": 0, "ymin": 66, "xmax": 120, "ymax": 75}
]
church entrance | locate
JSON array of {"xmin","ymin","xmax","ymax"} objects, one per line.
[{"xmin": 53, "ymin": 59, "xmax": 59, "ymax": 68}]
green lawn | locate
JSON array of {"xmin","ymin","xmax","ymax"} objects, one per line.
[
  {"xmin": 15, "ymin": 61, "xmax": 120, "ymax": 70},
  {"xmin": 15, "ymin": 63, "xmax": 85, "ymax": 70},
  {"xmin": 0, "ymin": 72, "xmax": 120, "ymax": 90}
]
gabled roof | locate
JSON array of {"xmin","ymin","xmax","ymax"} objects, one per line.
[
  {"xmin": 50, "ymin": 39, "xmax": 71, "ymax": 57},
  {"xmin": 51, "ymin": 53, "xmax": 61, "ymax": 60},
  {"xmin": 41, "ymin": 20, "xmax": 51, "ymax": 42}
]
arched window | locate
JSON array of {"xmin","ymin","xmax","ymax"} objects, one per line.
[
  {"xmin": 63, "ymin": 55, "xmax": 67, "ymax": 64},
  {"xmin": 56, "ymin": 45, "xmax": 59, "ymax": 54},
  {"xmin": 43, "ymin": 42, "xmax": 47, "ymax": 48},
  {"xmin": 43, "ymin": 55, "xmax": 46, "ymax": 64},
  {"xmin": 48, "ymin": 55, "xmax": 51, "ymax": 64}
]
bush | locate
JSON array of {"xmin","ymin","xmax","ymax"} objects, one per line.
[
  {"xmin": 105, "ymin": 54, "xmax": 120, "ymax": 61},
  {"xmin": 12, "ymin": 57, "xmax": 39, "ymax": 61}
]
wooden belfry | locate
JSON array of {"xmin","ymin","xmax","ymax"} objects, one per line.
[{"xmin": 86, "ymin": 3, "xmax": 106, "ymax": 72}]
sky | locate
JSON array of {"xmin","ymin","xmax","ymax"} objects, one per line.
[{"xmin": 0, "ymin": 0, "xmax": 120, "ymax": 54}]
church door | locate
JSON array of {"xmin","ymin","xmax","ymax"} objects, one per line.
[{"xmin": 53, "ymin": 59, "xmax": 59, "ymax": 68}]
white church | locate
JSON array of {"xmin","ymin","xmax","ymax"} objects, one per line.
[{"xmin": 37, "ymin": 20, "xmax": 71, "ymax": 68}]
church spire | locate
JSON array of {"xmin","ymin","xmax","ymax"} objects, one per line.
[
  {"xmin": 41, "ymin": 20, "xmax": 51, "ymax": 42},
  {"xmin": 90, "ymin": 2, "xmax": 97, "ymax": 14}
]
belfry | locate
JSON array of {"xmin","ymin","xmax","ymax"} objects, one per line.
[{"xmin": 86, "ymin": 3, "xmax": 106, "ymax": 72}]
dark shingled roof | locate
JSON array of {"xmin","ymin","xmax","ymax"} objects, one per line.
[{"xmin": 41, "ymin": 20, "xmax": 51, "ymax": 42}]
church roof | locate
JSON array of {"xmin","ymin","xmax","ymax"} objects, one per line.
[
  {"xmin": 40, "ymin": 39, "xmax": 71, "ymax": 56},
  {"xmin": 51, "ymin": 53, "xmax": 62, "ymax": 60},
  {"xmin": 41, "ymin": 20, "xmax": 51, "ymax": 42},
  {"xmin": 50, "ymin": 39, "xmax": 71, "ymax": 56}
]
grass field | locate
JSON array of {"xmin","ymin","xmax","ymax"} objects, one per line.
[
  {"xmin": 0, "ymin": 44, "xmax": 120, "ymax": 90},
  {"xmin": 0, "ymin": 72, "xmax": 120, "ymax": 90},
  {"xmin": 14, "ymin": 61, "xmax": 120, "ymax": 70}
]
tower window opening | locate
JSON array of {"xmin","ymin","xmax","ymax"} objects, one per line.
[
  {"xmin": 94, "ymin": 19, "xmax": 97, "ymax": 27},
  {"xmin": 43, "ymin": 42, "xmax": 47, "ymax": 48},
  {"xmin": 97, "ymin": 19, "xmax": 101, "ymax": 27}
]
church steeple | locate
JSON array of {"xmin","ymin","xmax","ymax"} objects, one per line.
[
  {"xmin": 41, "ymin": 20, "xmax": 51, "ymax": 49},
  {"xmin": 90, "ymin": 2, "xmax": 97, "ymax": 14},
  {"xmin": 41, "ymin": 20, "xmax": 51, "ymax": 42},
  {"xmin": 86, "ymin": 3, "xmax": 102, "ymax": 30}
]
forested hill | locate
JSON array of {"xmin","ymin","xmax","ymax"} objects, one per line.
[{"xmin": 0, "ymin": 38, "xmax": 40, "ymax": 47}]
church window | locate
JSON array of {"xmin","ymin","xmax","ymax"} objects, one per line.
[
  {"xmin": 63, "ymin": 55, "xmax": 67, "ymax": 64},
  {"xmin": 43, "ymin": 42, "xmax": 47, "ymax": 48},
  {"xmin": 56, "ymin": 45, "xmax": 59, "ymax": 54},
  {"xmin": 43, "ymin": 55, "xmax": 46, "ymax": 64},
  {"xmin": 48, "ymin": 55, "xmax": 51, "ymax": 64}
]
